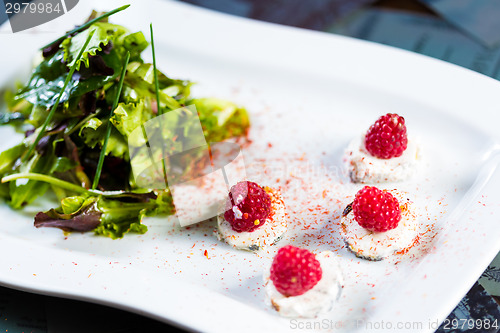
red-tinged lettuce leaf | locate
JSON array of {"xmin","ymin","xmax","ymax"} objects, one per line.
[
  {"xmin": 33, "ymin": 191, "xmax": 174, "ymax": 239},
  {"xmin": 34, "ymin": 199, "xmax": 102, "ymax": 232}
]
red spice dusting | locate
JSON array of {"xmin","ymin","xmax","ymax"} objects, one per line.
[{"xmin": 148, "ymin": 104, "xmax": 450, "ymax": 315}]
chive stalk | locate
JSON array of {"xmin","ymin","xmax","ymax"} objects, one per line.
[
  {"xmin": 92, "ymin": 51, "xmax": 131, "ymax": 190},
  {"xmin": 150, "ymin": 24, "xmax": 169, "ymax": 188},
  {"xmin": 150, "ymin": 24, "xmax": 162, "ymax": 115}
]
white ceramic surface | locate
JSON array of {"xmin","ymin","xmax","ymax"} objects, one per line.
[{"xmin": 1, "ymin": 1, "xmax": 500, "ymax": 332}]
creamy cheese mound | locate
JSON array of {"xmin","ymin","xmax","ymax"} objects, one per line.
[
  {"xmin": 216, "ymin": 187, "xmax": 287, "ymax": 252},
  {"xmin": 344, "ymin": 135, "xmax": 421, "ymax": 183},
  {"xmin": 341, "ymin": 190, "xmax": 419, "ymax": 261},
  {"xmin": 264, "ymin": 251, "xmax": 343, "ymax": 318}
]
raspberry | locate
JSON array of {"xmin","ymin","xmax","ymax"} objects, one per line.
[
  {"xmin": 352, "ymin": 186, "xmax": 401, "ymax": 232},
  {"xmin": 270, "ymin": 245, "xmax": 322, "ymax": 297},
  {"xmin": 364, "ymin": 113, "xmax": 408, "ymax": 159},
  {"xmin": 223, "ymin": 181, "xmax": 271, "ymax": 233}
]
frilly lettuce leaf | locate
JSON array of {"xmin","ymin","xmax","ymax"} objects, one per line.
[
  {"xmin": 62, "ymin": 22, "xmax": 148, "ymax": 71},
  {"xmin": 123, "ymin": 62, "xmax": 192, "ymax": 111},
  {"xmin": 93, "ymin": 196, "xmax": 148, "ymax": 238},
  {"xmin": 79, "ymin": 117, "xmax": 128, "ymax": 159},
  {"xmin": 110, "ymin": 100, "xmax": 152, "ymax": 138},
  {"xmin": 62, "ymin": 23, "xmax": 128, "ymax": 70}
]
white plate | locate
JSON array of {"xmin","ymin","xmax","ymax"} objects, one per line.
[{"xmin": 1, "ymin": 1, "xmax": 500, "ymax": 332}]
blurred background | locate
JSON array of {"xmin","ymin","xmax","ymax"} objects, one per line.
[{"xmin": 1, "ymin": 0, "xmax": 500, "ymax": 332}]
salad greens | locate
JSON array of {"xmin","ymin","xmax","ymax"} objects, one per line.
[{"xmin": 0, "ymin": 7, "xmax": 249, "ymax": 239}]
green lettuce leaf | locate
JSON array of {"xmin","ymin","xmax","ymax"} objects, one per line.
[
  {"xmin": 191, "ymin": 98, "xmax": 250, "ymax": 143},
  {"xmin": 15, "ymin": 49, "xmax": 118, "ymax": 108},
  {"xmin": 51, "ymin": 157, "xmax": 78, "ymax": 173},
  {"xmin": 9, "ymin": 150, "xmax": 55, "ymax": 209},
  {"xmin": 0, "ymin": 111, "xmax": 25, "ymax": 125},
  {"xmin": 0, "ymin": 143, "xmax": 25, "ymax": 175},
  {"xmin": 3, "ymin": 89, "xmax": 31, "ymax": 122},
  {"xmin": 115, "ymin": 31, "xmax": 149, "ymax": 62},
  {"xmin": 0, "ymin": 143, "xmax": 26, "ymax": 200}
]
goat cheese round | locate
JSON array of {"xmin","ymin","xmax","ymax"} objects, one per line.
[
  {"xmin": 341, "ymin": 190, "xmax": 419, "ymax": 261},
  {"xmin": 216, "ymin": 187, "xmax": 287, "ymax": 252},
  {"xmin": 264, "ymin": 251, "xmax": 343, "ymax": 318},
  {"xmin": 344, "ymin": 135, "xmax": 421, "ymax": 183}
]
